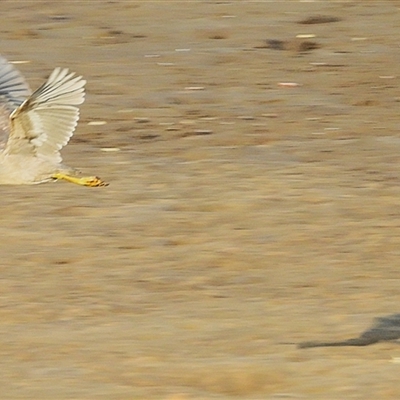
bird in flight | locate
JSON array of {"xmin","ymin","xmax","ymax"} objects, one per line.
[{"xmin": 0, "ymin": 55, "xmax": 107, "ymax": 186}]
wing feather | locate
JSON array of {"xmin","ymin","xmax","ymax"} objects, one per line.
[
  {"xmin": 0, "ymin": 55, "xmax": 31, "ymax": 111},
  {"xmin": 5, "ymin": 67, "xmax": 86, "ymax": 163}
]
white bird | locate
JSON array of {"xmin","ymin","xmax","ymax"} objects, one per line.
[{"xmin": 0, "ymin": 55, "xmax": 107, "ymax": 186}]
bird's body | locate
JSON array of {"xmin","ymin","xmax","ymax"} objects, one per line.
[{"xmin": 0, "ymin": 55, "xmax": 106, "ymax": 186}]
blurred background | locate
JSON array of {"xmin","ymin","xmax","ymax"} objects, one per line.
[{"xmin": 1, "ymin": 1, "xmax": 400, "ymax": 398}]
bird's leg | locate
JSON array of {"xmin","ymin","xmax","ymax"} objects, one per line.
[{"xmin": 52, "ymin": 172, "xmax": 108, "ymax": 187}]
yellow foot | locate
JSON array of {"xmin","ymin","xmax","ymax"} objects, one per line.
[{"xmin": 52, "ymin": 173, "xmax": 108, "ymax": 187}]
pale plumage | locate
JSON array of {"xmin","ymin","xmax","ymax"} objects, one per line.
[{"xmin": 0, "ymin": 55, "xmax": 107, "ymax": 186}]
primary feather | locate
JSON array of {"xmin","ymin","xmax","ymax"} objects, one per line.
[{"xmin": 0, "ymin": 57, "xmax": 31, "ymax": 111}]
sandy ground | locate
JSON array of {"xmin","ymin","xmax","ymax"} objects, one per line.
[{"xmin": 1, "ymin": 1, "xmax": 400, "ymax": 398}]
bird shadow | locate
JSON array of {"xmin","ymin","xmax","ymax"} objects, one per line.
[{"xmin": 298, "ymin": 313, "xmax": 400, "ymax": 349}]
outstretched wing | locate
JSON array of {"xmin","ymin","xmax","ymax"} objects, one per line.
[
  {"xmin": 0, "ymin": 55, "xmax": 32, "ymax": 148},
  {"xmin": 0, "ymin": 55, "xmax": 32, "ymax": 111},
  {"xmin": 5, "ymin": 67, "xmax": 86, "ymax": 163}
]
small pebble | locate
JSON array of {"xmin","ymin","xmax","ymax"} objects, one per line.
[
  {"xmin": 88, "ymin": 121, "xmax": 107, "ymax": 126},
  {"xmin": 49, "ymin": 14, "xmax": 71, "ymax": 21},
  {"xmin": 184, "ymin": 86, "xmax": 205, "ymax": 90},
  {"xmin": 296, "ymin": 34, "xmax": 316, "ymax": 38},
  {"xmin": 238, "ymin": 116, "xmax": 255, "ymax": 120},
  {"xmin": 299, "ymin": 16, "xmax": 340, "ymax": 25},
  {"xmin": 134, "ymin": 117, "xmax": 150, "ymax": 123},
  {"xmin": 200, "ymin": 117, "xmax": 218, "ymax": 121},
  {"xmin": 100, "ymin": 147, "xmax": 121, "ymax": 152},
  {"xmin": 278, "ymin": 82, "xmax": 300, "ymax": 87},
  {"xmin": 194, "ymin": 129, "xmax": 213, "ymax": 135},
  {"xmin": 298, "ymin": 41, "xmax": 319, "ymax": 52},
  {"xmin": 296, "ymin": 33, "xmax": 316, "ymax": 39},
  {"xmin": 265, "ymin": 39, "xmax": 286, "ymax": 50}
]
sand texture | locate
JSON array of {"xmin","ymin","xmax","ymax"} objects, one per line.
[{"xmin": 1, "ymin": 1, "xmax": 400, "ymax": 399}]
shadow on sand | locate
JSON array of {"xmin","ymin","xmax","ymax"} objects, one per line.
[{"xmin": 298, "ymin": 313, "xmax": 400, "ymax": 349}]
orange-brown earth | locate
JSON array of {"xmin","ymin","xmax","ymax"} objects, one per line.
[{"xmin": 1, "ymin": 1, "xmax": 400, "ymax": 398}]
